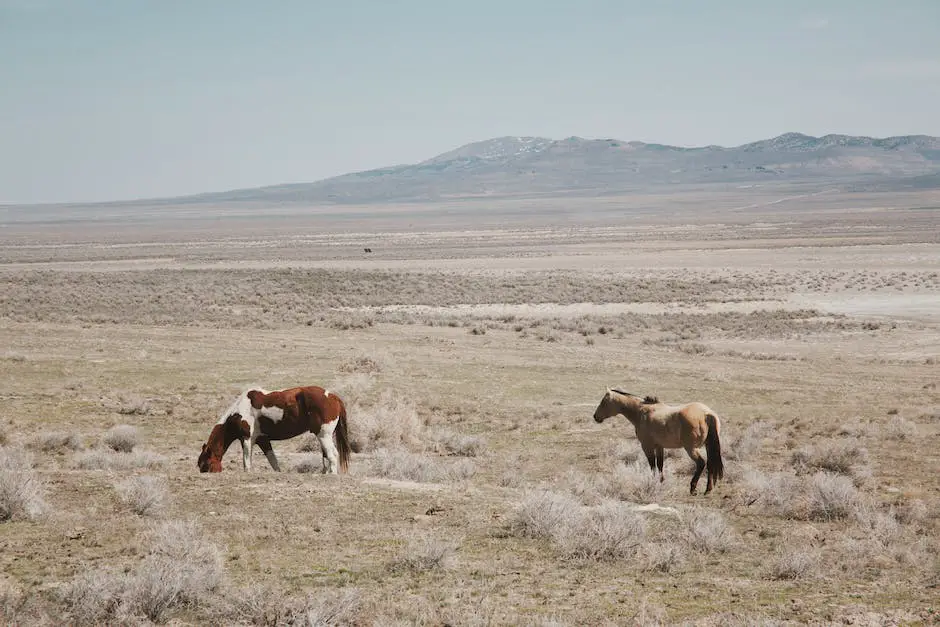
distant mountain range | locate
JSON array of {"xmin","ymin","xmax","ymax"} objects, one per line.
[{"xmin": 125, "ymin": 132, "xmax": 940, "ymax": 205}]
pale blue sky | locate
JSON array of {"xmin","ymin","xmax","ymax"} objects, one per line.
[{"xmin": 2, "ymin": 1, "xmax": 939, "ymax": 203}]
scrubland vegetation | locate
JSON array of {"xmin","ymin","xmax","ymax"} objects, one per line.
[{"xmin": 0, "ymin": 207, "xmax": 938, "ymax": 624}]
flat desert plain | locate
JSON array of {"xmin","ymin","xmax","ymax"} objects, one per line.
[{"xmin": 0, "ymin": 189, "xmax": 938, "ymax": 625}]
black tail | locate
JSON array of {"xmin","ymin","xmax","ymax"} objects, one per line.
[
  {"xmin": 334, "ymin": 398, "xmax": 351, "ymax": 473},
  {"xmin": 705, "ymin": 413, "xmax": 724, "ymax": 483}
]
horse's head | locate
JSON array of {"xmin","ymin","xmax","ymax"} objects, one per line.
[
  {"xmin": 593, "ymin": 389, "xmax": 618, "ymax": 423},
  {"xmin": 197, "ymin": 443, "xmax": 222, "ymax": 473}
]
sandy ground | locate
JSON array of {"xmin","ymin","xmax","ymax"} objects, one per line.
[{"xmin": 0, "ymin": 192, "xmax": 938, "ymax": 625}]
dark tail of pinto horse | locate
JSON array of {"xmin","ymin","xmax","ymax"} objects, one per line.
[
  {"xmin": 705, "ymin": 413, "xmax": 724, "ymax": 488},
  {"xmin": 334, "ymin": 398, "xmax": 351, "ymax": 473}
]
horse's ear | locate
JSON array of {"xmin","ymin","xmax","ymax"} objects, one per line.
[
  {"xmin": 224, "ymin": 412, "xmax": 242, "ymax": 425},
  {"xmin": 201, "ymin": 443, "xmax": 207, "ymax": 452}
]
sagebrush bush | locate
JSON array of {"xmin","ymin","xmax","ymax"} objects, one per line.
[
  {"xmin": 63, "ymin": 519, "xmax": 224, "ymax": 623},
  {"xmin": 683, "ymin": 507, "xmax": 736, "ymax": 554},
  {"xmin": 349, "ymin": 392, "xmax": 423, "ymax": 453},
  {"xmin": 739, "ymin": 468, "xmax": 806, "ymax": 519},
  {"xmin": 73, "ymin": 448, "xmax": 166, "ymax": 470},
  {"xmin": 808, "ymin": 472, "xmax": 862, "ymax": 521},
  {"xmin": 115, "ymin": 475, "xmax": 168, "ymax": 516},
  {"xmin": 791, "ymin": 440, "xmax": 871, "ymax": 487},
  {"xmin": 551, "ymin": 500, "xmax": 648, "ymax": 561},
  {"xmin": 390, "ymin": 536, "xmax": 458, "ymax": 573},
  {"xmin": 428, "ymin": 428, "xmax": 487, "ymax": 457},
  {"xmin": 725, "ymin": 420, "xmax": 770, "ymax": 461},
  {"xmin": 512, "ymin": 490, "xmax": 581, "ymax": 539},
  {"xmin": 294, "ymin": 455, "xmax": 322, "ymax": 474},
  {"xmin": 370, "ymin": 448, "xmax": 476, "ymax": 483},
  {"xmin": 210, "ymin": 586, "xmax": 361, "ymax": 627},
  {"xmin": 767, "ymin": 547, "xmax": 819, "ymax": 580},
  {"xmin": 103, "ymin": 425, "xmax": 139, "ymax": 453},
  {"xmin": 884, "ymin": 416, "xmax": 917, "ymax": 441},
  {"xmin": 117, "ymin": 395, "xmax": 151, "ymax": 416},
  {"xmin": 0, "ymin": 447, "xmax": 48, "ymax": 522},
  {"xmin": 29, "ymin": 431, "xmax": 83, "ymax": 453}
]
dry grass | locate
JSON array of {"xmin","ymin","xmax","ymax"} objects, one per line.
[
  {"xmin": 349, "ymin": 392, "xmax": 423, "ymax": 452},
  {"xmin": 1, "ymin": 206, "xmax": 938, "ymax": 624},
  {"xmin": 28, "ymin": 431, "xmax": 83, "ymax": 453},
  {"xmin": 114, "ymin": 475, "xmax": 169, "ymax": 516},
  {"xmin": 389, "ymin": 535, "xmax": 459, "ymax": 573},
  {"xmin": 766, "ymin": 547, "xmax": 820, "ymax": 580},
  {"xmin": 103, "ymin": 424, "xmax": 140, "ymax": 453},
  {"xmin": 62, "ymin": 519, "xmax": 224, "ymax": 623},
  {"xmin": 0, "ymin": 447, "xmax": 48, "ymax": 522},
  {"xmin": 73, "ymin": 448, "xmax": 167, "ymax": 470},
  {"xmin": 369, "ymin": 448, "xmax": 477, "ymax": 483}
]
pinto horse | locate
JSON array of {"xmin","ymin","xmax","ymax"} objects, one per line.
[
  {"xmin": 592, "ymin": 388, "xmax": 724, "ymax": 495},
  {"xmin": 198, "ymin": 386, "xmax": 351, "ymax": 474}
]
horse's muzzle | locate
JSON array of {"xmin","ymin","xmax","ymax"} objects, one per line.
[{"xmin": 593, "ymin": 413, "xmax": 605, "ymax": 423}]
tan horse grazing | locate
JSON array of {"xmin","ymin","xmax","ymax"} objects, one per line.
[
  {"xmin": 197, "ymin": 386, "xmax": 351, "ymax": 474},
  {"xmin": 592, "ymin": 388, "xmax": 724, "ymax": 495}
]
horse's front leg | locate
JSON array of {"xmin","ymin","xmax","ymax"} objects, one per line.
[
  {"xmin": 655, "ymin": 447, "xmax": 665, "ymax": 482},
  {"xmin": 256, "ymin": 437, "xmax": 280, "ymax": 472},
  {"xmin": 640, "ymin": 441, "xmax": 658, "ymax": 477},
  {"xmin": 241, "ymin": 434, "xmax": 255, "ymax": 471}
]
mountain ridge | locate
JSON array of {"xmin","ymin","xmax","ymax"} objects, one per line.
[{"xmin": 11, "ymin": 132, "xmax": 940, "ymax": 207}]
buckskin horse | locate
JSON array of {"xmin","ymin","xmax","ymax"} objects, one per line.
[
  {"xmin": 198, "ymin": 386, "xmax": 351, "ymax": 474},
  {"xmin": 592, "ymin": 388, "xmax": 724, "ymax": 495}
]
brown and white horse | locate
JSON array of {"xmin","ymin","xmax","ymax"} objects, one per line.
[
  {"xmin": 592, "ymin": 388, "xmax": 724, "ymax": 495},
  {"xmin": 197, "ymin": 386, "xmax": 351, "ymax": 474}
]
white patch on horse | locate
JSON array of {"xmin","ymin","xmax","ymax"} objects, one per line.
[
  {"xmin": 258, "ymin": 405, "xmax": 285, "ymax": 422},
  {"xmin": 324, "ymin": 389, "xmax": 331, "ymax": 398}
]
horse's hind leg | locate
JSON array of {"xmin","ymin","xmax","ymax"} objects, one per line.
[
  {"xmin": 686, "ymin": 446, "xmax": 706, "ymax": 495},
  {"xmin": 256, "ymin": 437, "xmax": 280, "ymax": 472},
  {"xmin": 316, "ymin": 421, "xmax": 340, "ymax": 474}
]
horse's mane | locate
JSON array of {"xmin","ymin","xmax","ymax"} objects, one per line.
[
  {"xmin": 610, "ymin": 388, "xmax": 659, "ymax": 403},
  {"xmin": 610, "ymin": 389, "xmax": 660, "ymax": 404}
]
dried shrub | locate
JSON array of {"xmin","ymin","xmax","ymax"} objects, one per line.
[
  {"xmin": 551, "ymin": 500, "xmax": 648, "ymax": 561},
  {"xmin": 725, "ymin": 420, "xmax": 770, "ymax": 461},
  {"xmin": 28, "ymin": 431, "xmax": 83, "ymax": 453},
  {"xmin": 294, "ymin": 455, "xmax": 322, "ymax": 474},
  {"xmin": 791, "ymin": 441, "xmax": 871, "ymax": 486},
  {"xmin": 370, "ymin": 448, "xmax": 475, "ymax": 483},
  {"xmin": 115, "ymin": 475, "xmax": 168, "ymax": 517},
  {"xmin": 885, "ymin": 416, "xmax": 917, "ymax": 441},
  {"xmin": 766, "ymin": 547, "xmax": 820, "ymax": 580},
  {"xmin": 390, "ymin": 536, "xmax": 458, "ymax": 573},
  {"xmin": 808, "ymin": 472, "xmax": 862, "ymax": 521},
  {"xmin": 62, "ymin": 519, "xmax": 224, "ymax": 623},
  {"xmin": 117, "ymin": 395, "xmax": 152, "ymax": 416},
  {"xmin": 511, "ymin": 490, "xmax": 581, "ymax": 539},
  {"xmin": 0, "ymin": 447, "xmax": 48, "ymax": 522},
  {"xmin": 739, "ymin": 468, "xmax": 806, "ymax": 519},
  {"xmin": 350, "ymin": 392, "xmax": 423, "ymax": 453},
  {"xmin": 682, "ymin": 507, "xmax": 736, "ymax": 554},
  {"xmin": 428, "ymin": 429, "xmax": 487, "ymax": 457},
  {"xmin": 73, "ymin": 448, "xmax": 167, "ymax": 470},
  {"xmin": 638, "ymin": 540, "xmax": 685, "ymax": 573},
  {"xmin": 103, "ymin": 425, "xmax": 139, "ymax": 453},
  {"xmin": 337, "ymin": 353, "xmax": 383, "ymax": 374}
]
